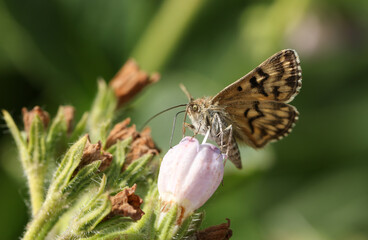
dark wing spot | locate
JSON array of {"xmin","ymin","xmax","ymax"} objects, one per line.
[
  {"xmin": 285, "ymin": 75, "xmax": 298, "ymax": 87},
  {"xmin": 244, "ymin": 108, "xmax": 250, "ymax": 118},
  {"xmin": 250, "ymin": 70, "xmax": 269, "ymax": 97},
  {"xmin": 250, "ymin": 76, "xmax": 258, "ymax": 88},
  {"xmin": 257, "ymin": 67, "xmax": 269, "ymax": 79},
  {"xmin": 248, "ymin": 101, "xmax": 264, "ymax": 134},
  {"xmin": 272, "ymin": 86, "xmax": 280, "ymax": 100},
  {"xmin": 237, "ymin": 86, "xmax": 243, "ymax": 91}
]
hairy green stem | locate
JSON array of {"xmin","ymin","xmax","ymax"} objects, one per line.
[
  {"xmin": 23, "ymin": 192, "xmax": 66, "ymax": 240},
  {"xmin": 27, "ymin": 166, "xmax": 46, "ymax": 216},
  {"xmin": 2, "ymin": 110, "xmax": 46, "ymax": 216}
]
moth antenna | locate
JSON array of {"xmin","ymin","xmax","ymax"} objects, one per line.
[
  {"xmin": 182, "ymin": 105, "xmax": 189, "ymax": 137},
  {"xmin": 179, "ymin": 83, "xmax": 193, "ymax": 101},
  {"xmin": 140, "ymin": 104, "xmax": 187, "ymax": 130},
  {"xmin": 169, "ymin": 110, "xmax": 186, "ymax": 147}
]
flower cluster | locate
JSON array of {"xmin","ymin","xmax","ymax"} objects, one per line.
[{"xmin": 3, "ymin": 58, "xmax": 233, "ymax": 240}]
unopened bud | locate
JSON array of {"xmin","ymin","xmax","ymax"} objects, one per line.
[
  {"xmin": 158, "ymin": 137, "xmax": 224, "ymax": 224},
  {"xmin": 22, "ymin": 106, "xmax": 50, "ymax": 133}
]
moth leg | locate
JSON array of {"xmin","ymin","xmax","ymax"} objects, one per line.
[
  {"xmin": 183, "ymin": 122, "xmax": 195, "ymax": 132},
  {"xmin": 223, "ymin": 124, "xmax": 233, "ymax": 158},
  {"xmin": 194, "ymin": 122, "xmax": 202, "ymax": 137},
  {"xmin": 183, "ymin": 122, "xmax": 201, "ymax": 139},
  {"xmin": 212, "ymin": 113, "xmax": 225, "ymax": 150}
]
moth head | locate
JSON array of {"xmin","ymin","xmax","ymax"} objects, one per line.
[
  {"xmin": 188, "ymin": 102, "xmax": 200, "ymax": 114},
  {"xmin": 187, "ymin": 99, "xmax": 207, "ymax": 121}
]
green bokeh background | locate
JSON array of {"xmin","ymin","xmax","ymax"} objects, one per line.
[{"xmin": 1, "ymin": 0, "xmax": 368, "ymax": 239}]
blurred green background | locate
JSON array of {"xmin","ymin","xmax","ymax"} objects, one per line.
[{"xmin": 1, "ymin": 0, "xmax": 368, "ymax": 239}]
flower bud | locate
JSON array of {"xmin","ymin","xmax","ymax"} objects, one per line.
[
  {"xmin": 22, "ymin": 106, "xmax": 50, "ymax": 133},
  {"xmin": 158, "ymin": 137, "xmax": 224, "ymax": 222}
]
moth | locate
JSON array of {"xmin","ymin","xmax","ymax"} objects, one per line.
[{"xmin": 182, "ymin": 49, "xmax": 302, "ymax": 169}]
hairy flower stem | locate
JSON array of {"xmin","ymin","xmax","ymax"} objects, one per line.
[
  {"xmin": 23, "ymin": 192, "xmax": 66, "ymax": 240},
  {"xmin": 27, "ymin": 166, "xmax": 46, "ymax": 216},
  {"xmin": 2, "ymin": 110, "xmax": 46, "ymax": 216}
]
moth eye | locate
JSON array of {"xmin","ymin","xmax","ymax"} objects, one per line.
[{"xmin": 192, "ymin": 104, "xmax": 199, "ymax": 112}]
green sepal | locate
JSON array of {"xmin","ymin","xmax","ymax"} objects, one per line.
[
  {"xmin": 88, "ymin": 79, "xmax": 117, "ymax": 143},
  {"xmin": 59, "ymin": 175, "xmax": 111, "ymax": 239},
  {"xmin": 28, "ymin": 115, "xmax": 47, "ymax": 165},
  {"xmin": 99, "ymin": 119, "xmax": 111, "ymax": 147},
  {"xmin": 80, "ymin": 232, "xmax": 145, "ymax": 240},
  {"xmin": 70, "ymin": 112, "xmax": 89, "ymax": 142},
  {"xmin": 65, "ymin": 161, "xmax": 101, "ymax": 200},
  {"xmin": 81, "ymin": 182, "xmax": 159, "ymax": 240},
  {"xmin": 174, "ymin": 211, "xmax": 205, "ymax": 240},
  {"xmin": 105, "ymin": 138, "xmax": 131, "ymax": 189},
  {"xmin": 156, "ymin": 204, "xmax": 179, "ymax": 240},
  {"xmin": 118, "ymin": 154, "xmax": 153, "ymax": 189},
  {"xmin": 46, "ymin": 106, "xmax": 68, "ymax": 154},
  {"xmin": 48, "ymin": 136, "xmax": 88, "ymax": 196},
  {"xmin": 2, "ymin": 110, "xmax": 29, "ymax": 167},
  {"xmin": 27, "ymin": 115, "xmax": 47, "ymax": 214}
]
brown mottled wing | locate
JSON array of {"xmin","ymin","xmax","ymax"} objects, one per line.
[
  {"xmin": 225, "ymin": 101, "xmax": 299, "ymax": 148},
  {"xmin": 215, "ymin": 136, "xmax": 242, "ymax": 169},
  {"xmin": 212, "ymin": 49, "xmax": 302, "ymax": 104}
]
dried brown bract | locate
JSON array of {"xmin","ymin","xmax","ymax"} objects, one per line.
[
  {"xmin": 108, "ymin": 184, "xmax": 144, "ymax": 221},
  {"xmin": 61, "ymin": 105, "xmax": 75, "ymax": 134},
  {"xmin": 105, "ymin": 118, "xmax": 159, "ymax": 169},
  {"xmin": 76, "ymin": 137, "xmax": 113, "ymax": 174},
  {"xmin": 109, "ymin": 59, "xmax": 160, "ymax": 107},
  {"xmin": 196, "ymin": 219, "xmax": 232, "ymax": 240},
  {"xmin": 22, "ymin": 106, "xmax": 50, "ymax": 133},
  {"xmin": 105, "ymin": 118, "xmax": 138, "ymax": 149},
  {"xmin": 125, "ymin": 127, "xmax": 159, "ymax": 167}
]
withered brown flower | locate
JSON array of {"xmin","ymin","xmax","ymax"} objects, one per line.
[
  {"xmin": 196, "ymin": 219, "xmax": 232, "ymax": 240},
  {"xmin": 22, "ymin": 106, "xmax": 50, "ymax": 133},
  {"xmin": 75, "ymin": 136, "xmax": 113, "ymax": 174},
  {"xmin": 61, "ymin": 105, "xmax": 75, "ymax": 134},
  {"xmin": 108, "ymin": 184, "xmax": 144, "ymax": 221},
  {"xmin": 105, "ymin": 118, "xmax": 159, "ymax": 169},
  {"xmin": 105, "ymin": 118, "xmax": 138, "ymax": 149},
  {"xmin": 125, "ymin": 127, "xmax": 159, "ymax": 167},
  {"xmin": 109, "ymin": 59, "xmax": 160, "ymax": 107}
]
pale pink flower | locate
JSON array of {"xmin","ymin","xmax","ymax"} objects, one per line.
[{"xmin": 158, "ymin": 137, "xmax": 224, "ymax": 223}]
